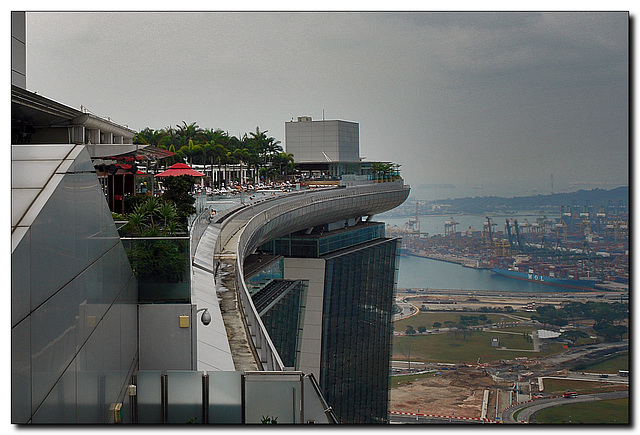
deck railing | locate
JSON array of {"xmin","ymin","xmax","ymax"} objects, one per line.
[{"xmin": 213, "ymin": 182, "xmax": 409, "ymax": 371}]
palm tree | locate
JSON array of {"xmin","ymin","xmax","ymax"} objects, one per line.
[
  {"xmin": 272, "ymin": 152, "xmax": 295, "ymax": 180},
  {"xmin": 246, "ymin": 127, "xmax": 283, "ymax": 180},
  {"xmin": 248, "ymin": 126, "xmax": 268, "ymax": 144},
  {"xmin": 264, "ymin": 137, "xmax": 283, "ymax": 164},
  {"xmin": 371, "ymin": 161, "xmax": 395, "ymax": 181},
  {"xmin": 232, "ymin": 148, "xmax": 253, "ymax": 184},
  {"xmin": 158, "ymin": 125, "xmax": 178, "ymax": 149},
  {"xmin": 134, "ymin": 127, "xmax": 164, "ymax": 145},
  {"xmin": 211, "ymin": 143, "xmax": 229, "ymax": 187},
  {"xmin": 141, "ymin": 195, "xmax": 161, "ymax": 228},
  {"xmin": 127, "ymin": 207, "xmax": 146, "ymax": 235},
  {"xmin": 158, "ymin": 201, "xmax": 178, "ymax": 231},
  {"xmin": 175, "ymin": 121, "xmax": 203, "ymax": 144},
  {"xmin": 259, "ymin": 166, "xmax": 278, "ymax": 183},
  {"xmin": 248, "ymin": 127, "xmax": 270, "ymax": 165},
  {"xmin": 201, "ymin": 127, "xmax": 226, "ymax": 144}
]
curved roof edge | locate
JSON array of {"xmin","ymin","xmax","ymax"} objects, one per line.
[{"xmin": 215, "ymin": 182, "xmax": 410, "ymax": 371}]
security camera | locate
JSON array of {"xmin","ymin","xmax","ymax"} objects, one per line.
[
  {"xmin": 201, "ymin": 310, "xmax": 211, "ymax": 326},
  {"xmin": 197, "ymin": 308, "xmax": 211, "ymax": 326}
]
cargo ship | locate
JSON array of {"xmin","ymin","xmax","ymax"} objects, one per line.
[
  {"xmin": 491, "ymin": 267, "xmax": 600, "ymax": 290},
  {"xmin": 491, "ymin": 256, "xmax": 600, "ymax": 290}
]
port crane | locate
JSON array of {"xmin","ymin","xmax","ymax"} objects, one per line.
[
  {"xmin": 505, "ymin": 219, "xmax": 514, "ymax": 249},
  {"xmin": 483, "ymin": 216, "xmax": 496, "ymax": 246},
  {"xmin": 505, "ymin": 219, "xmax": 528, "ymax": 251},
  {"xmin": 514, "ymin": 220, "xmax": 523, "ymax": 249},
  {"xmin": 444, "ymin": 217, "xmax": 459, "ymax": 237},
  {"xmin": 402, "ymin": 201, "xmax": 421, "ymax": 234}
]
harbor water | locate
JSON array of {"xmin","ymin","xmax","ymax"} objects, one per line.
[
  {"xmin": 378, "ymin": 213, "xmax": 579, "ymax": 294},
  {"xmin": 394, "ymin": 253, "xmax": 578, "ymax": 293},
  {"xmin": 206, "ymin": 195, "xmax": 570, "ymax": 294}
]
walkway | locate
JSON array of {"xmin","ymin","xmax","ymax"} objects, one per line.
[
  {"xmin": 191, "ymin": 222, "xmax": 237, "ymax": 371},
  {"xmin": 192, "ymin": 183, "xmax": 411, "ymax": 371}
]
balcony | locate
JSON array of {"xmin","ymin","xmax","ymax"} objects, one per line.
[
  {"xmin": 121, "ymin": 236, "xmax": 191, "ymax": 303},
  {"xmin": 131, "ymin": 370, "xmax": 337, "ymax": 424}
]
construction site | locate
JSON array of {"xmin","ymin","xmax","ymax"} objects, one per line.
[
  {"xmin": 387, "ymin": 197, "xmax": 629, "ymax": 423},
  {"xmin": 389, "ymin": 287, "xmax": 629, "ymax": 422}
]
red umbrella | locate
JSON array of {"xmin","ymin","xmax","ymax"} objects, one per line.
[{"xmin": 155, "ymin": 163, "xmax": 206, "ymax": 177}]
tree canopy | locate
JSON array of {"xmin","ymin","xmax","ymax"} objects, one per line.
[
  {"xmin": 134, "ymin": 123, "xmax": 291, "ymax": 184},
  {"xmin": 532, "ymin": 301, "xmax": 628, "ymax": 342}
]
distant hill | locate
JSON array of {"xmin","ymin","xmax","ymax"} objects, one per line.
[
  {"xmin": 385, "ymin": 186, "xmax": 629, "ymax": 217},
  {"xmin": 431, "ymin": 186, "xmax": 628, "ymax": 214}
]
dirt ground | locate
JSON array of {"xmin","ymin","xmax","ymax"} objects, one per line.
[
  {"xmin": 390, "ymin": 289, "xmax": 628, "ymax": 419},
  {"xmin": 390, "ymin": 368, "xmax": 504, "ymax": 418}
]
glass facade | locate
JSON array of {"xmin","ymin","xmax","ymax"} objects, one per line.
[
  {"xmin": 257, "ymin": 222, "xmax": 399, "ymax": 423},
  {"xmin": 253, "ymin": 280, "xmax": 308, "ymax": 368},
  {"xmin": 245, "ymin": 256, "xmax": 285, "ymax": 295},
  {"xmin": 320, "ymin": 238, "xmax": 399, "ymax": 423},
  {"xmin": 11, "ymin": 145, "xmax": 138, "ymax": 423},
  {"xmin": 259, "ymin": 222, "xmax": 385, "ymax": 258}
]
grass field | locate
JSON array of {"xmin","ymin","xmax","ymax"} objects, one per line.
[
  {"xmin": 394, "ymin": 312, "xmax": 508, "ymax": 331},
  {"xmin": 578, "ymin": 352, "xmax": 628, "ymax": 373},
  {"xmin": 393, "ymin": 330, "xmax": 562, "ymax": 364},
  {"xmin": 533, "ymin": 398, "xmax": 628, "ymax": 424},
  {"xmin": 541, "ymin": 378, "xmax": 628, "ymax": 394}
]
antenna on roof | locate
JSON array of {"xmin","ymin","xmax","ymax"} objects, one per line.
[{"xmin": 322, "ymin": 109, "xmax": 325, "ymax": 120}]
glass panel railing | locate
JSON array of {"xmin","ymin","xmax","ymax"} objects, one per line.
[
  {"xmin": 208, "ymin": 371, "xmax": 243, "ymax": 424},
  {"xmin": 243, "ymin": 372, "xmax": 302, "ymax": 424},
  {"xmin": 135, "ymin": 371, "xmax": 331, "ymax": 424},
  {"xmin": 136, "ymin": 371, "xmax": 163, "ymax": 424},
  {"xmin": 167, "ymin": 371, "xmax": 204, "ymax": 424},
  {"xmin": 121, "ymin": 237, "xmax": 191, "ymax": 303}
]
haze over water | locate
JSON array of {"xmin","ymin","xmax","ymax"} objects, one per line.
[
  {"xmin": 393, "ymin": 253, "xmax": 578, "ymax": 294},
  {"xmin": 408, "ymin": 182, "xmax": 627, "ymax": 202},
  {"xmin": 377, "ymin": 214, "xmax": 579, "ymax": 294}
]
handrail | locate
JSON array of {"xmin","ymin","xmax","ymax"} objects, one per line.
[
  {"xmin": 214, "ymin": 183, "xmax": 410, "ymax": 371},
  {"xmin": 306, "ymin": 373, "xmax": 339, "ymax": 424},
  {"xmin": 236, "ymin": 251, "xmax": 286, "ymax": 371}
]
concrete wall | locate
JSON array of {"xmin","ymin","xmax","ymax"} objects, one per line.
[
  {"xmin": 138, "ymin": 304, "xmax": 197, "ymax": 371},
  {"xmin": 285, "ymin": 119, "xmax": 359, "ymax": 163},
  {"xmin": 283, "ymin": 258, "xmax": 326, "ymax": 379}
]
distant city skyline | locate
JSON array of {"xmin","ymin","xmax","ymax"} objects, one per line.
[{"xmin": 24, "ymin": 11, "xmax": 629, "ymax": 198}]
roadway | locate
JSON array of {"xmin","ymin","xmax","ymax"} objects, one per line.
[
  {"xmin": 390, "ymin": 413, "xmax": 491, "ymax": 424},
  {"xmin": 501, "ymin": 390, "xmax": 629, "ymax": 423},
  {"xmin": 393, "ymin": 298, "xmax": 418, "ymax": 321}
]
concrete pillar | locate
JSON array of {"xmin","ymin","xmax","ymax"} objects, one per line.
[{"xmin": 87, "ymin": 129, "xmax": 100, "ymax": 144}]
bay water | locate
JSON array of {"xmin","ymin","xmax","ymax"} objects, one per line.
[
  {"xmin": 378, "ymin": 213, "xmax": 577, "ymax": 294},
  {"xmin": 207, "ymin": 194, "xmax": 568, "ymax": 294}
]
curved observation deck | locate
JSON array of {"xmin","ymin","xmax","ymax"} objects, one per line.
[{"xmin": 194, "ymin": 181, "xmax": 410, "ymax": 372}]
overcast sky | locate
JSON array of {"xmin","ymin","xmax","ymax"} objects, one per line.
[{"xmin": 24, "ymin": 11, "xmax": 629, "ymax": 199}]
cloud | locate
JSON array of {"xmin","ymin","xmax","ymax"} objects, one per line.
[{"xmin": 25, "ymin": 11, "xmax": 628, "ymax": 198}]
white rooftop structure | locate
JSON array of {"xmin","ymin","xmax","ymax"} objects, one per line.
[
  {"xmin": 537, "ymin": 329, "xmax": 562, "ymax": 339},
  {"xmin": 285, "ymin": 117, "xmax": 360, "ymax": 163}
]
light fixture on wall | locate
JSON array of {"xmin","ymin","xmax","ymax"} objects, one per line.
[{"xmin": 197, "ymin": 308, "xmax": 211, "ymax": 326}]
